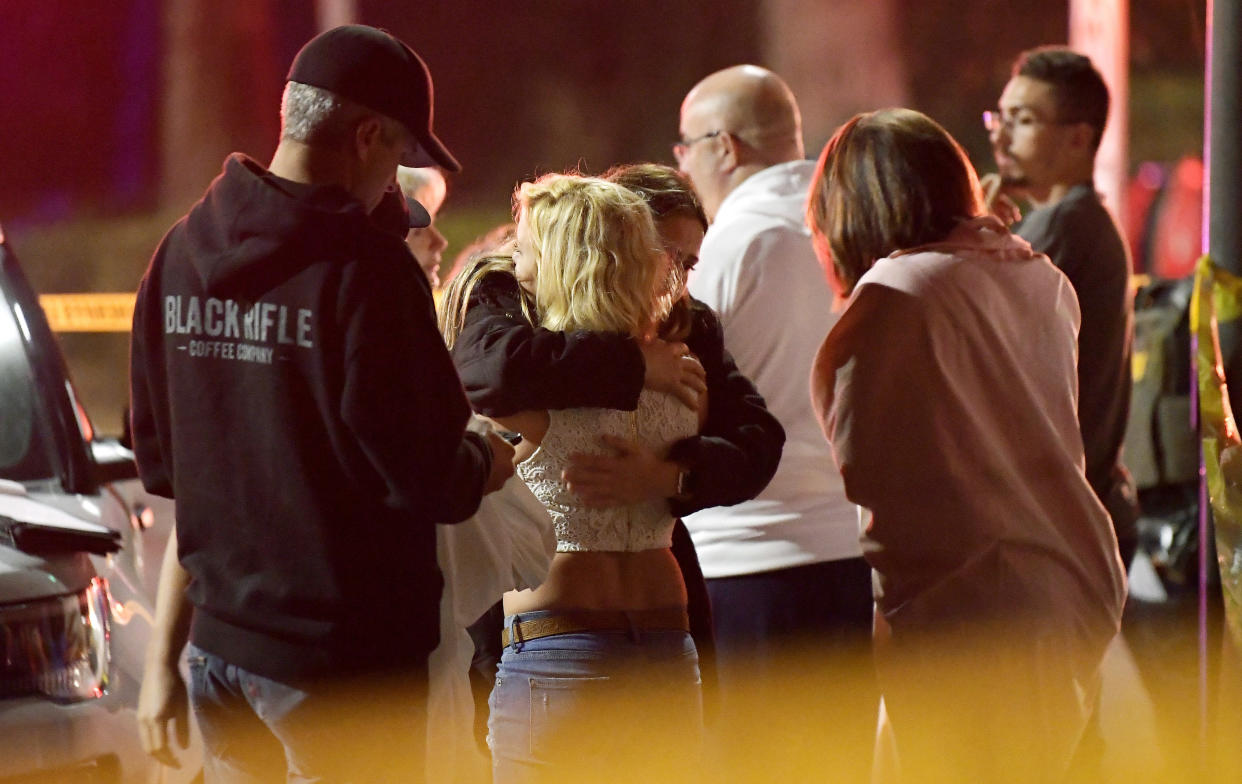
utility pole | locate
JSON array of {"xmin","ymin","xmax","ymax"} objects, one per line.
[
  {"xmin": 1202, "ymin": 2, "xmax": 1242, "ymax": 776},
  {"xmin": 759, "ymin": 0, "xmax": 908, "ymax": 151},
  {"xmin": 1069, "ymin": 0, "xmax": 1129, "ymax": 232},
  {"xmin": 315, "ymin": 0, "xmax": 357, "ymax": 30},
  {"xmin": 160, "ymin": 0, "xmax": 281, "ymax": 213}
]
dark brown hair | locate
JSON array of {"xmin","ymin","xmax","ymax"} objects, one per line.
[
  {"xmin": 603, "ymin": 163, "xmax": 706, "ymax": 340},
  {"xmin": 1014, "ymin": 46, "xmax": 1109, "ymax": 152},
  {"xmin": 805, "ymin": 108, "xmax": 984, "ymax": 296},
  {"xmin": 603, "ymin": 163, "xmax": 708, "ymax": 231}
]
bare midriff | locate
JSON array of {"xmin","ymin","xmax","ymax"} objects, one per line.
[{"xmin": 502, "ymin": 548, "xmax": 687, "ymax": 614}]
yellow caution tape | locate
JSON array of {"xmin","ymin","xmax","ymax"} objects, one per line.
[
  {"xmin": 1192, "ymin": 255, "xmax": 1242, "ymax": 649},
  {"xmin": 39, "ymin": 293, "xmax": 136, "ymax": 333}
]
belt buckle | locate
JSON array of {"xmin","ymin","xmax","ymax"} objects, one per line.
[{"xmin": 505, "ymin": 613, "xmax": 527, "ymax": 652}]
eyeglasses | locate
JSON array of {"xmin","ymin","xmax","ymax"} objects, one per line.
[
  {"xmin": 982, "ymin": 109, "xmax": 1076, "ymax": 136},
  {"xmin": 672, "ymin": 130, "xmax": 723, "ymax": 162}
]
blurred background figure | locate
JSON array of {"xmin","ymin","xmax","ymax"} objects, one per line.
[{"xmin": 398, "ymin": 165, "xmax": 450, "ymax": 288}]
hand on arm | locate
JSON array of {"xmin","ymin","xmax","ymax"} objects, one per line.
[
  {"xmin": 562, "ymin": 434, "xmax": 682, "ymax": 508},
  {"xmin": 640, "ymin": 338, "xmax": 707, "ymax": 411},
  {"xmin": 137, "ymin": 528, "xmax": 192, "ymax": 768}
]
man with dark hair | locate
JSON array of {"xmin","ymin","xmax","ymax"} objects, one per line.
[
  {"xmin": 986, "ymin": 45, "xmax": 1139, "ymax": 569},
  {"xmin": 130, "ymin": 25, "xmax": 512, "ymax": 782}
]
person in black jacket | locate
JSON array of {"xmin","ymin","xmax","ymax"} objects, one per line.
[
  {"xmin": 444, "ymin": 163, "xmax": 785, "ymax": 720},
  {"xmin": 130, "ymin": 26, "xmax": 512, "ymax": 783}
]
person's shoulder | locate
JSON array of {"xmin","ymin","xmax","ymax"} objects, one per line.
[
  {"xmin": 146, "ymin": 215, "xmax": 191, "ymax": 267},
  {"xmin": 1060, "ymin": 190, "xmax": 1123, "ymax": 242},
  {"xmin": 466, "ymin": 268, "xmax": 523, "ymax": 307},
  {"xmin": 1039, "ymin": 187, "xmax": 1128, "ymax": 267},
  {"xmin": 702, "ymin": 212, "xmax": 810, "ymax": 266},
  {"xmin": 861, "ymin": 247, "xmax": 963, "ymax": 295},
  {"xmin": 335, "ymin": 227, "xmax": 432, "ymax": 304},
  {"xmin": 473, "ymin": 268, "xmax": 521, "ymax": 293},
  {"xmin": 355, "ymin": 224, "xmax": 414, "ymax": 266},
  {"xmin": 687, "ymin": 297, "xmax": 724, "ymax": 339},
  {"xmin": 1028, "ymin": 185, "xmax": 1113, "ymax": 235}
]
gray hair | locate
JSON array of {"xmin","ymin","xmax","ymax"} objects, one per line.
[
  {"xmin": 281, "ymin": 81, "xmax": 406, "ymax": 149},
  {"xmin": 282, "ymin": 81, "xmax": 353, "ymax": 146}
]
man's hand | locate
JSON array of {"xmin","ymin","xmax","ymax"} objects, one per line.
[
  {"xmin": 641, "ymin": 339, "xmax": 706, "ymax": 410},
  {"xmin": 563, "ymin": 434, "xmax": 680, "ymax": 507},
  {"xmin": 138, "ymin": 528, "xmax": 192, "ymax": 768},
  {"xmin": 137, "ymin": 658, "xmax": 189, "ymax": 768},
  {"xmin": 980, "ymin": 173, "xmax": 1022, "ymax": 226},
  {"xmin": 484, "ymin": 431, "xmax": 516, "ymax": 493}
]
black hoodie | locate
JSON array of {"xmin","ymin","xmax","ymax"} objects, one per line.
[{"xmin": 130, "ymin": 154, "xmax": 491, "ymax": 680}]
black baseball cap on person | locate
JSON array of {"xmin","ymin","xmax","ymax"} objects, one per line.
[
  {"xmin": 405, "ymin": 198, "xmax": 431, "ymax": 228},
  {"xmin": 287, "ymin": 24, "xmax": 461, "ymax": 172},
  {"xmin": 369, "ymin": 189, "xmax": 431, "ymax": 239}
]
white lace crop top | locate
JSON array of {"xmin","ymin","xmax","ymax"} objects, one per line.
[{"xmin": 516, "ymin": 389, "xmax": 698, "ymax": 552}]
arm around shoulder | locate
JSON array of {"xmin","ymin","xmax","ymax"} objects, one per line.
[{"xmin": 451, "ymin": 270, "xmax": 646, "ymax": 415}]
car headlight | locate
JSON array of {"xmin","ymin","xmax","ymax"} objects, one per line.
[{"xmin": 0, "ymin": 577, "xmax": 111, "ymax": 702}]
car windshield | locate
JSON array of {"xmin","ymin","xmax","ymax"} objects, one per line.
[{"xmin": 0, "ymin": 293, "xmax": 54, "ymax": 482}]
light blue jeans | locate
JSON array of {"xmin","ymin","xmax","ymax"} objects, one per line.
[
  {"xmin": 487, "ymin": 613, "xmax": 703, "ymax": 784},
  {"xmin": 186, "ymin": 644, "xmax": 426, "ymax": 784}
]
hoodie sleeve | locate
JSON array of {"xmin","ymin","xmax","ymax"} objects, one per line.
[
  {"xmin": 340, "ymin": 255, "xmax": 491, "ymax": 525},
  {"xmin": 450, "ymin": 271, "xmax": 646, "ymax": 416},
  {"xmin": 129, "ymin": 249, "xmax": 175, "ymax": 499}
]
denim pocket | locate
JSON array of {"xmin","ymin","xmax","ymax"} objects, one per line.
[{"xmin": 527, "ymin": 675, "xmax": 613, "ymax": 760}]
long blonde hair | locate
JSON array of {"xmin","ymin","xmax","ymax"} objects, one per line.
[{"xmin": 517, "ymin": 174, "xmax": 668, "ymax": 336}]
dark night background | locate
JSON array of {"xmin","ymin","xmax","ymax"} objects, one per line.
[{"xmin": 0, "ymin": 0, "xmax": 1207, "ymax": 434}]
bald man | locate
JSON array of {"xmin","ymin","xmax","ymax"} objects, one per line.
[{"xmin": 675, "ymin": 66, "xmax": 874, "ymax": 778}]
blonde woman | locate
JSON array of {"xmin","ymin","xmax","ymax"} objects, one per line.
[{"xmin": 453, "ymin": 174, "xmax": 705, "ymax": 783}]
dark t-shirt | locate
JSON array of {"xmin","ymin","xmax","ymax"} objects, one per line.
[{"xmin": 1015, "ymin": 183, "xmax": 1138, "ymax": 545}]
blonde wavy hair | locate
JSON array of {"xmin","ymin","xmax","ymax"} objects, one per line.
[{"xmin": 516, "ymin": 174, "xmax": 668, "ymax": 336}]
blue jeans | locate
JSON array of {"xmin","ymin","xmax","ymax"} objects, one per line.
[
  {"xmin": 186, "ymin": 644, "xmax": 426, "ymax": 784},
  {"xmin": 487, "ymin": 614, "xmax": 702, "ymax": 784}
]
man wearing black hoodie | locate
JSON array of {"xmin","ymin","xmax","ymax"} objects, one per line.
[{"xmin": 130, "ymin": 26, "xmax": 512, "ymax": 782}]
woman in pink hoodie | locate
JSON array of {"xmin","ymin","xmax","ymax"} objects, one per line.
[{"xmin": 804, "ymin": 108, "xmax": 1126, "ymax": 784}]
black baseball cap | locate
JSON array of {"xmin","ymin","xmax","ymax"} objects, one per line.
[
  {"xmin": 287, "ymin": 25, "xmax": 461, "ymax": 172},
  {"xmin": 405, "ymin": 197, "xmax": 432, "ymax": 228}
]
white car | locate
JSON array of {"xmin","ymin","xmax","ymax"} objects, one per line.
[{"xmin": 1, "ymin": 224, "xmax": 199, "ymax": 782}]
